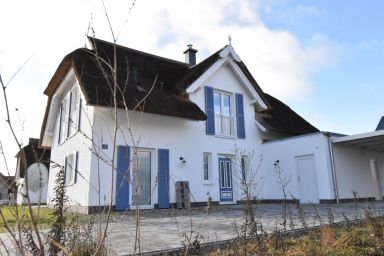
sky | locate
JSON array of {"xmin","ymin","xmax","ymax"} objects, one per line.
[{"xmin": 0, "ymin": 0, "xmax": 383, "ymax": 174}]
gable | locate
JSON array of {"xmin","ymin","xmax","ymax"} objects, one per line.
[
  {"xmin": 204, "ymin": 64, "xmax": 253, "ymax": 101},
  {"xmin": 185, "ymin": 46, "xmax": 268, "ymax": 111},
  {"xmin": 40, "ymin": 68, "xmax": 83, "ymax": 147}
]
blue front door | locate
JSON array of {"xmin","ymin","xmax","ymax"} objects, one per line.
[{"xmin": 218, "ymin": 158, "xmax": 233, "ymax": 202}]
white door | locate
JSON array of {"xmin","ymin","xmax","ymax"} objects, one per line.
[{"xmin": 295, "ymin": 155, "xmax": 319, "ymax": 203}]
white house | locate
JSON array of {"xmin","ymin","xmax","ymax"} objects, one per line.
[
  {"xmin": 39, "ymin": 37, "xmax": 382, "ymax": 213},
  {"xmin": 15, "ymin": 138, "xmax": 50, "ymax": 205}
]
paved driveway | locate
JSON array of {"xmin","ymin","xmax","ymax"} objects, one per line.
[
  {"xmin": 106, "ymin": 201, "xmax": 384, "ymax": 255},
  {"xmin": 1, "ymin": 202, "xmax": 383, "ymax": 255}
]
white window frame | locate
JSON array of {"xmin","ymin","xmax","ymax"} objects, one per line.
[
  {"xmin": 203, "ymin": 152, "xmax": 212, "ymax": 181},
  {"xmin": 213, "ymin": 90, "xmax": 235, "ymax": 137},
  {"xmin": 57, "ymin": 103, "xmax": 62, "ymax": 145},
  {"xmin": 58, "ymin": 95, "xmax": 69, "ymax": 144},
  {"xmin": 57, "ymin": 86, "xmax": 81, "ymax": 145},
  {"xmin": 77, "ymin": 97, "xmax": 82, "ymax": 132},
  {"xmin": 64, "ymin": 151, "xmax": 78, "ymax": 185},
  {"xmin": 68, "ymin": 87, "xmax": 78, "ymax": 136}
]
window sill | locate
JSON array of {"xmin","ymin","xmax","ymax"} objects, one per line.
[
  {"xmin": 65, "ymin": 182, "xmax": 76, "ymax": 187},
  {"xmin": 203, "ymin": 181, "xmax": 214, "ymax": 186},
  {"xmin": 58, "ymin": 130, "xmax": 80, "ymax": 146},
  {"xmin": 215, "ymin": 134, "xmax": 236, "ymax": 139}
]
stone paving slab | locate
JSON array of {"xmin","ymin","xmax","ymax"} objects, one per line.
[{"xmin": 106, "ymin": 201, "xmax": 384, "ymax": 255}]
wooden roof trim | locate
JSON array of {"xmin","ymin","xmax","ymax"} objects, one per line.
[
  {"xmin": 38, "ymin": 97, "xmax": 52, "ymax": 149},
  {"xmin": 43, "ymin": 54, "xmax": 73, "ymax": 96},
  {"xmin": 40, "ymin": 53, "xmax": 74, "ymax": 148}
]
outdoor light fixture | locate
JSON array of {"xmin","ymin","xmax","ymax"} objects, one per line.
[{"xmin": 179, "ymin": 157, "xmax": 186, "ymax": 164}]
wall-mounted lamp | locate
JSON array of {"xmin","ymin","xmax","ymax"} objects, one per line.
[{"xmin": 179, "ymin": 157, "xmax": 186, "ymax": 164}]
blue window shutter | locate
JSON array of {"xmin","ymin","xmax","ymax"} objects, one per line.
[
  {"xmin": 236, "ymin": 93, "xmax": 246, "ymax": 139},
  {"xmin": 205, "ymin": 86, "xmax": 215, "ymax": 135},
  {"xmin": 158, "ymin": 148, "xmax": 169, "ymax": 208},
  {"xmin": 116, "ymin": 145, "xmax": 130, "ymax": 211}
]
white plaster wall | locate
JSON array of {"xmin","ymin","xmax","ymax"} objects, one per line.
[
  {"xmin": 87, "ymin": 63, "xmax": 264, "ymax": 207},
  {"xmin": 260, "ymin": 133, "xmax": 334, "ymax": 201},
  {"xmin": 47, "ymin": 81, "xmax": 95, "ymax": 208},
  {"xmin": 333, "ymin": 145, "xmax": 384, "ymax": 199}
]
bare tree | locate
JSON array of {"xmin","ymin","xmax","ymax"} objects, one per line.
[{"xmin": 1, "ymin": 62, "xmax": 45, "ymax": 254}]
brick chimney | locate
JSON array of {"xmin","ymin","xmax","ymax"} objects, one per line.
[{"xmin": 183, "ymin": 44, "xmax": 198, "ymax": 65}]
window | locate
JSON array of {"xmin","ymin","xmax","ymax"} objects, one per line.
[
  {"xmin": 57, "ymin": 86, "xmax": 80, "ymax": 144},
  {"xmin": 132, "ymin": 150, "xmax": 152, "ymax": 206},
  {"xmin": 241, "ymin": 156, "xmax": 248, "ymax": 182},
  {"xmin": 203, "ymin": 153, "xmax": 212, "ymax": 181},
  {"xmin": 64, "ymin": 152, "xmax": 78, "ymax": 185},
  {"xmin": 219, "ymin": 159, "xmax": 232, "ymax": 188},
  {"xmin": 205, "ymin": 86, "xmax": 245, "ymax": 139},
  {"xmin": 68, "ymin": 87, "xmax": 79, "ymax": 136},
  {"xmin": 58, "ymin": 96, "xmax": 68, "ymax": 144},
  {"xmin": 78, "ymin": 97, "xmax": 82, "ymax": 131},
  {"xmin": 214, "ymin": 91, "xmax": 234, "ymax": 136}
]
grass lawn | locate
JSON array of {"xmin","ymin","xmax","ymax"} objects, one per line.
[
  {"xmin": 0, "ymin": 206, "xmax": 83, "ymax": 231},
  {"xmin": 0, "ymin": 206, "xmax": 55, "ymax": 230},
  {"xmin": 210, "ymin": 218, "xmax": 384, "ymax": 256}
]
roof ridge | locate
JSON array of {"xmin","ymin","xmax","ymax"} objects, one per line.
[
  {"xmin": 88, "ymin": 37, "xmax": 190, "ymax": 67},
  {"xmin": 187, "ymin": 46, "xmax": 227, "ymax": 71}
]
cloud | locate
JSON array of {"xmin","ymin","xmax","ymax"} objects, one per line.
[
  {"xmin": 357, "ymin": 39, "xmax": 383, "ymax": 50},
  {"xmin": 0, "ymin": 0, "xmax": 337, "ymax": 172},
  {"xmin": 295, "ymin": 5, "xmax": 322, "ymax": 16},
  {"xmin": 118, "ymin": 0, "xmax": 336, "ymax": 101}
]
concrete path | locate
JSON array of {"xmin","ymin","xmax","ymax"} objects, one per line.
[{"xmin": 106, "ymin": 201, "xmax": 384, "ymax": 255}]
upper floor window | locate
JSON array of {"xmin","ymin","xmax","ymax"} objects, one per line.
[
  {"xmin": 214, "ymin": 91, "xmax": 234, "ymax": 136},
  {"xmin": 68, "ymin": 87, "xmax": 79, "ymax": 136},
  {"xmin": 58, "ymin": 86, "xmax": 81, "ymax": 144},
  {"xmin": 205, "ymin": 86, "xmax": 245, "ymax": 139}
]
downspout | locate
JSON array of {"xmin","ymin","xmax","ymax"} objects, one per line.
[{"xmin": 326, "ymin": 132, "xmax": 339, "ymax": 204}]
